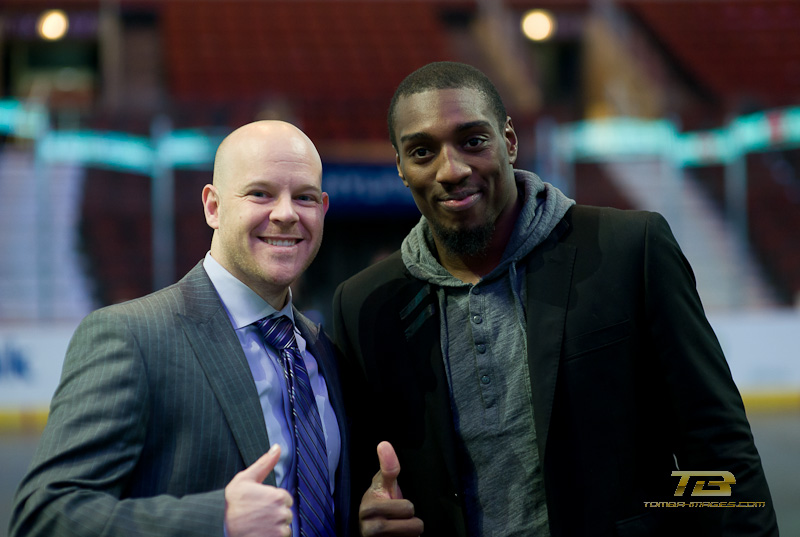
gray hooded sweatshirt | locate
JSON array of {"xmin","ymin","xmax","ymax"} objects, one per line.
[{"xmin": 400, "ymin": 170, "xmax": 574, "ymax": 536}]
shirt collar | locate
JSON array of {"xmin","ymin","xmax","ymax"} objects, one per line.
[{"xmin": 203, "ymin": 251, "xmax": 295, "ymax": 330}]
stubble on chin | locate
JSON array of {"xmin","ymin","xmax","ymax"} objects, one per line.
[{"xmin": 429, "ymin": 219, "xmax": 495, "ymax": 258}]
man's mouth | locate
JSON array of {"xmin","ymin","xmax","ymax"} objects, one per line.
[
  {"xmin": 439, "ymin": 191, "xmax": 481, "ymax": 211},
  {"xmin": 263, "ymin": 238, "xmax": 300, "ymax": 247}
]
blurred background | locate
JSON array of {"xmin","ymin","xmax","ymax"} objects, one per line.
[{"xmin": 0, "ymin": 0, "xmax": 798, "ymax": 534}]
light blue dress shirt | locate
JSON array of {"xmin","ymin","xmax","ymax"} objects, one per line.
[{"xmin": 204, "ymin": 253, "xmax": 340, "ymax": 536}]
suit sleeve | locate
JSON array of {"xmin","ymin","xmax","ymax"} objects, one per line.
[
  {"xmin": 9, "ymin": 310, "xmax": 226, "ymax": 537},
  {"xmin": 643, "ymin": 212, "xmax": 778, "ymax": 535}
]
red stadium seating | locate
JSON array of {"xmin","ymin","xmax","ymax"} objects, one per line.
[
  {"xmin": 625, "ymin": 1, "xmax": 800, "ymax": 108},
  {"xmin": 161, "ymin": 1, "xmax": 451, "ymax": 141}
]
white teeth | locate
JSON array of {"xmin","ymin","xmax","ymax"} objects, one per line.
[{"xmin": 266, "ymin": 239, "xmax": 297, "ymax": 247}]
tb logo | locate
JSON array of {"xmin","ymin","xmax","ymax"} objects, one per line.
[{"xmin": 672, "ymin": 471, "xmax": 736, "ymax": 497}]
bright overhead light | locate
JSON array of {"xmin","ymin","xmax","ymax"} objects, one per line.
[
  {"xmin": 521, "ymin": 9, "xmax": 556, "ymax": 42},
  {"xmin": 37, "ymin": 10, "xmax": 69, "ymax": 41}
]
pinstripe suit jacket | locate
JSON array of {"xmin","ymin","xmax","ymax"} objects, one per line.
[{"xmin": 10, "ymin": 261, "xmax": 350, "ymax": 537}]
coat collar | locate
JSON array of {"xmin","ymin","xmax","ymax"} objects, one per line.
[
  {"xmin": 524, "ymin": 219, "xmax": 576, "ymax": 465},
  {"xmin": 393, "ymin": 271, "xmax": 462, "ymax": 492}
]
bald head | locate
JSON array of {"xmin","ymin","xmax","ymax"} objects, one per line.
[
  {"xmin": 213, "ymin": 120, "xmax": 322, "ymax": 191},
  {"xmin": 202, "ymin": 120, "xmax": 328, "ymax": 308}
]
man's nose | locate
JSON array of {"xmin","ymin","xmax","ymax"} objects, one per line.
[
  {"xmin": 270, "ymin": 194, "xmax": 300, "ymax": 223},
  {"xmin": 435, "ymin": 145, "xmax": 471, "ymax": 184}
]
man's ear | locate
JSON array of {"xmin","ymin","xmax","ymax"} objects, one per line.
[
  {"xmin": 504, "ymin": 117, "xmax": 518, "ymax": 165},
  {"xmin": 202, "ymin": 184, "xmax": 220, "ymax": 229},
  {"xmin": 396, "ymin": 153, "xmax": 409, "ymax": 187},
  {"xmin": 321, "ymin": 192, "xmax": 330, "ymax": 215}
]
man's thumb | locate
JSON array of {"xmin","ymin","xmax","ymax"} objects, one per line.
[
  {"xmin": 241, "ymin": 444, "xmax": 281, "ymax": 483},
  {"xmin": 376, "ymin": 441, "xmax": 402, "ymax": 499}
]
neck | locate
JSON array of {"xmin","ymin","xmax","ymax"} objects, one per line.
[
  {"xmin": 432, "ymin": 238, "xmax": 496, "ymax": 285},
  {"xmin": 260, "ymin": 287, "xmax": 290, "ymax": 311}
]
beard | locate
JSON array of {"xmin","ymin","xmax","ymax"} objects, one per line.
[{"xmin": 429, "ymin": 219, "xmax": 495, "ymax": 257}]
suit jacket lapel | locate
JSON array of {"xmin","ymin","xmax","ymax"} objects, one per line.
[
  {"xmin": 295, "ymin": 310, "xmax": 351, "ymax": 536},
  {"xmin": 295, "ymin": 311, "xmax": 348, "ymax": 464},
  {"xmin": 177, "ymin": 262, "xmax": 274, "ymax": 484},
  {"xmin": 294, "ymin": 311, "xmax": 344, "ymax": 432},
  {"xmin": 525, "ymin": 233, "xmax": 576, "ymax": 466}
]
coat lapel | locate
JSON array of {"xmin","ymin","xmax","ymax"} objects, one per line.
[
  {"xmin": 295, "ymin": 314, "xmax": 348, "ymax": 464},
  {"xmin": 525, "ymin": 233, "xmax": 576, "ymax": 466},
  {"xmin": 294, "ymin": 311, "xmax": 351, "ymax": 535},
  {"xmin": 294, "ymin": 311, "xmax": 344, "ymax": 436},
  {"xmin": 176, "ymin": 262, "xmax": 274, "ymax": 484},
  {"xmin": 396, "ymin": 278, "xmax": 461, "ymax": 493}
]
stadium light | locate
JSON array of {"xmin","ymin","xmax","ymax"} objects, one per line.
[
  {"xmin": 37, "ymin": 10, "xmax": 69, "ymax": 41},
  {"xmin": 521, "ymin": 9, "xmax": 556, "ymax": 42}
]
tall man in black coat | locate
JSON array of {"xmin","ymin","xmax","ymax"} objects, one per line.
[{"xmin": 333, "ymin": 62, "xmax": 777, "ymax": 537}]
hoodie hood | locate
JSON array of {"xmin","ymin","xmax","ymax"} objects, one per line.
[{"xmin": 401, "ymin": 170, "xmax": 574, "ymax": 286}]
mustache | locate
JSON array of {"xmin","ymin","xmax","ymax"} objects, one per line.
[{"xmin": 438, "ymin": 184, "xmax": 480, "ymax": 201}]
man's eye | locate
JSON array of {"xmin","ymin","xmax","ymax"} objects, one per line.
[
  {"xmin": 465, "ymin": 137, "xmax": 485, "ymax": 148},
  {"xmin": 411, "ymin": 147, "xmax": 430, "ymax": 158},
  {"xmin": 297, "ymin": 195, "xmax": 317, "ymax": 202}
]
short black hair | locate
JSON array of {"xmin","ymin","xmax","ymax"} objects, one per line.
[{"xmin": 388, "ymin": 61, "xmax": 508, "ymax": 149}]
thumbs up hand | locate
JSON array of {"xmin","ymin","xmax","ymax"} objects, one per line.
[
  {"xmin": 224, "ymin": 444, "xmax": 294, "ymax": 537},
  {"xmin": 359, "ymin": 441, "xmax": 424, "ymax": 537}
]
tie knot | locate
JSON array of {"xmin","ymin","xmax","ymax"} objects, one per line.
[{"xmin": 256, "ymin": 315, "xmax": 297, "ymax": 350}]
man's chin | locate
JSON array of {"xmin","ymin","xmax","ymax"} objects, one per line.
[{"xmin": 432, "ymin": 221, "xmax": 494, "ymax": 257}]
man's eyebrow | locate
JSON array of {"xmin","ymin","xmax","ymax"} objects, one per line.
[
  {"xmin": 241, "ymin": 180, "xmax": 322, "ymax": 193},
  {"xmin": 455, "ymin": 120, "xmax": 493, "ymax": 132},
  {"xmin": 293, "ymin": 182, "xmax": 323, "ymax": 193},
  {"xmin": 399, "ymin": 131, "xmax": 434, "ymax": 144},
  {"xmin": 399, "ymin": 120, "xmax": 494, "ymax": 144}
]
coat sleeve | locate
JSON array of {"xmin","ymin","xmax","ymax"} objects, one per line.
[
  {"xmin": 643, "ymin": 212, "xmax": 778, "ymax": 535},
  {"xmin": 8, "ymin": 309, "xmax": 226, "ymax": 537}
]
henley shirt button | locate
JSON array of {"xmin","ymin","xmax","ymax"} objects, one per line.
[
  {"xmin": 472, "ymin": 286, "xmax": 481, "ymax": 295},
  {"xmin": 472, "ymin": 314, "xmax": 483, "ymax": 324},
  {"xmin": 476, "ymin": 343, "xmax": 486, "ymax": 354},
  {"xmin": 480, "ymin": 375, "xmax": 491, "ymax": 385}
]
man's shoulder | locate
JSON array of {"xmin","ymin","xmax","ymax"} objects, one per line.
[
  {"xmin": 82, "ymin": 261, "xmax": 213, "ymax": 326},
  {"xmin": 334, "ymin": 249, "xmax": 422, "ymax": 311},
  {"xmin": 563, "ymin": 204, "xmax": 668, "ymax": 242},
  {"xmin": 566, "ymin": 204, "xmax": 657, "ymax": 224},
  {"xmin": 339, "ymin": 250, "xmax": 408, "ymax": 289}
]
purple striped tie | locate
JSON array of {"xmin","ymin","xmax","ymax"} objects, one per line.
[{"xmin": 256, "ymin": 315, "xmax": 336, "ymax": 537}]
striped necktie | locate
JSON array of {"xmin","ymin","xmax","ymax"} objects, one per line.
[{"xmin": 256, "ymin": 315, "xmax": 336, "ymax": 537}]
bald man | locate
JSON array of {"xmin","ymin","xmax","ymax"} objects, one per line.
[{"xmin": 10, "ymin": 121, "xmax": 350, "ymax": 537}]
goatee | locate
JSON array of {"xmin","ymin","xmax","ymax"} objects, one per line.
[{"xmin": 430, "ymin": 219, "xmax": 495, "ymax": 257}]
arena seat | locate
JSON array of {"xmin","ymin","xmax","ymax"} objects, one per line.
[
  {"xmin": 161, "ymin": 1, "xmax": 451, "ymax": 141},
  {"xmin": 624, "ymin": 1, "xmax": 800, "ymax": 108}
]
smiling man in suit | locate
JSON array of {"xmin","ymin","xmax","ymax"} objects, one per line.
[
  {"xmin": 10, "ymin": 120, "xmax": 349, "ymax": 537},
  {"xmin": 332, "ymin": 62, "xmax": 777, "ymax": 536}
]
